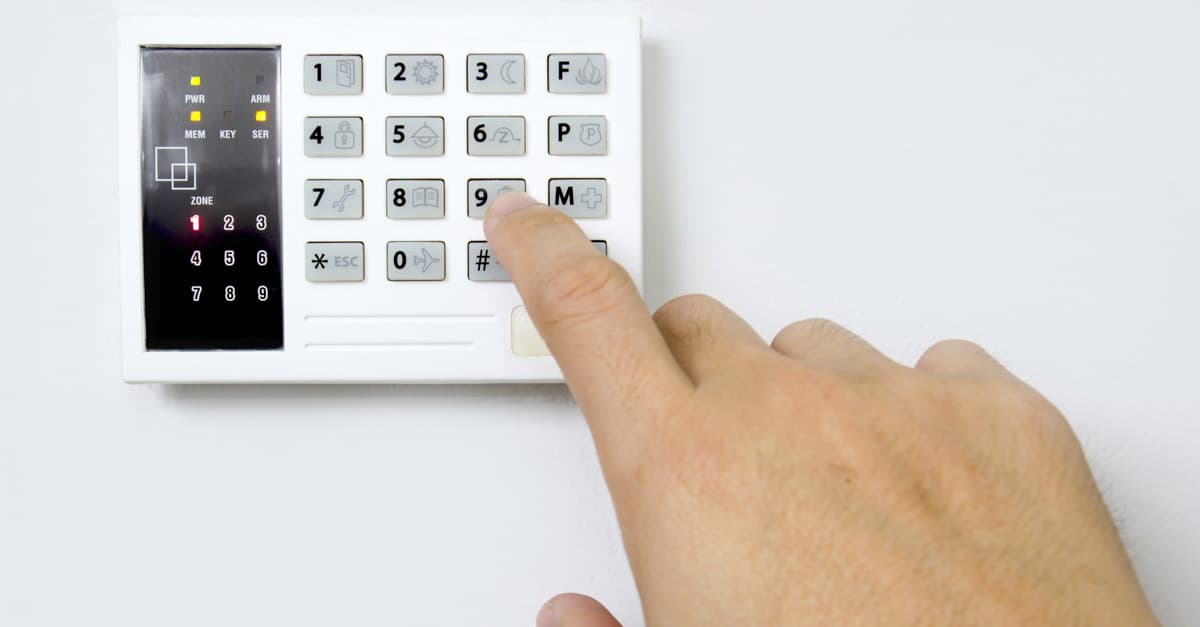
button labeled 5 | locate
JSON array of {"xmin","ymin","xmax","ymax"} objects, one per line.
[{"xmin": 386, "ymin": 116, "xmax": 444, "ymax": 156}]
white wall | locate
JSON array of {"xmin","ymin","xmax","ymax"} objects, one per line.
[{"xmin": 2, "ymin": 1, "xmax": 1197, "ymax": 625}]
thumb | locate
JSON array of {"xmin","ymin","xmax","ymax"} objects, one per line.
[{"xmin": 536, "ymin": 593, "xmax": 623, "ymax": 627}]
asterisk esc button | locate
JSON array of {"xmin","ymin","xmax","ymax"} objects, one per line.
[{"xmin": 305, "ymin": 242, "xmax": 364, "ymax": 282}]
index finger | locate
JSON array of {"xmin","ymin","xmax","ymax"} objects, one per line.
[{"xmin": 484, "ymin": 192, "xmax": 691, "ymax": 427}]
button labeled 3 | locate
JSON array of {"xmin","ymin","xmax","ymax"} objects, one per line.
[{"xmin": 467, "ymin": 54, "xmax": 525, "ymax": 94}]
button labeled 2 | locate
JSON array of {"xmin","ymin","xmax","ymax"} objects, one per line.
[{"xmin": 385, "ymin": 54, "xmax": 444, "ymax": 94}]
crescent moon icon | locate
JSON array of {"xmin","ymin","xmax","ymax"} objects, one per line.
[{"xmin": 500, "ymin": 59, "xmax": 518, "ymax": 85}]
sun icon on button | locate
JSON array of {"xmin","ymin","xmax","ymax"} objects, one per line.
[{"xmin": 413, "ymin": 59, "xmax": 439, "ymax": 86}]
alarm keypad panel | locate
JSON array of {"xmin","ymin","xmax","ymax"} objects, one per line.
[{"xmin": 119, "ymin": 17, "xmax": 643, "ymax": 383}]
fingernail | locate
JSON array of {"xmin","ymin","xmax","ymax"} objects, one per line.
[
  {"xmin": 489, "ymin": 191, "xmax": 539, "ymax": 217},
  {"xmin": 536, "ymin": 600, "xmax": 557, "ymax": 627}
]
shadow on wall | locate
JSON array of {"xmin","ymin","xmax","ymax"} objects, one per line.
[
  {"xmin": 641, "ymin": 41, "xmax": 683, "ymax": 311},
  {"xmin": 162, "ymin": 383, "xmax": 576, "ymax": 416}
]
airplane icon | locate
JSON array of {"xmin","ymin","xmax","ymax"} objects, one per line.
[{"xmin": 412, "ymin": 247, "xmax": 440, "ymax": 273}]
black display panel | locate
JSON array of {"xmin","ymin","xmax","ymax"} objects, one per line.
[{"xmin": 140, "ymin": 47, "xmax": 283, "ymax": 350}]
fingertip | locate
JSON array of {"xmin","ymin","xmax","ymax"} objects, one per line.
[
  {"xmin": 537, "ymin": 593, "xmax": 622, "ymax": 627},
  {"xmin": 489, "ymin": 190, "xmax": 540, "ymax": 219}
]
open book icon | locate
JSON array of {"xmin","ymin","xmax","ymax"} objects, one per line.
[{"xmin": 413, "ymin": 186, "xmax": 440, "ymax": 208}]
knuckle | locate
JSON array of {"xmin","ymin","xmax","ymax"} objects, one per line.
[
  {"xmin": 652, "ymin": 294, "xmax": 724, "ymax": 340},
  {"xmin": 770, "ymin": 317, "xmax": 849, "ymax": 352},
  {"xmin": 918, "ymin": 338, "xmax": 989, "ymax": 368},
  {"xmin": 537, "ymin": 253, "xmax": 631, "ymax": 327}
]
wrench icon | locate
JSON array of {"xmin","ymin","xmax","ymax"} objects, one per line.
[{"xmin": 331, "ymin": 184, "xmax": 357, "ymax": 213}]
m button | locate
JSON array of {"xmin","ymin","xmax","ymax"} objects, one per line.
[{"xmin": 548, "ymin": 178, "xmax": 608, "ymax": 218}]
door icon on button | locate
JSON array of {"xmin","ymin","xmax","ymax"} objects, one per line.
[{"xmin": 335, "ymin": 59, "xmax": 356, "ymax": 88}]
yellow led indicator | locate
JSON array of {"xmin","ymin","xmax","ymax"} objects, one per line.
[
  {"xmin": 255, "ymin": 110, "xmax": 268, "ymax": 123},
  {"xmin": 189, "ymin": 110, "xmax": 202, "ymax": 122},
  {"xmin": 190, "ymin": 75, "xmax": 201, "ymax": 87}
]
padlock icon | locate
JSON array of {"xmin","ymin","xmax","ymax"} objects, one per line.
[{"xmin": 334, "ymin": 121, "xmax": 356, "ymax": 150}]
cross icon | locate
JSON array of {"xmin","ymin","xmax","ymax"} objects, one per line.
[{"xmin": 582, "ymin": 187, "xmax": 604, "ymax": 209}]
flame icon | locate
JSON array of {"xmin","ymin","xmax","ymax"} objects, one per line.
[{"xmin": 576, "ymin": 57, "xmax": 605, "ymax": 86}]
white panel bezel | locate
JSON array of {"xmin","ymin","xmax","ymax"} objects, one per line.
[{"xmin": 118, "ymin": 16, "xmax": 643, "ymax": 383}]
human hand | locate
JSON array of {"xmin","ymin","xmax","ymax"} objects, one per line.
[{"xmin": 484, "ymin": 192, "xmax": 1158, "ymax": 627}]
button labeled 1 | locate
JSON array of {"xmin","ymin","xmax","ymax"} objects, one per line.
[
  {"xmin": 387, "ymin": 241, "xmax": 446, "ymax": 281},
  {"xmin": 305, "ymin": 117, "xmax": 362, "ymax": 157},
  {"xmin": 468, "ymin": 179, "xmax": 526, "ymax": 218},
  {"xmin": 467, "ymin": 116, "xmax": 526, "ymax": 156},
  {"xmin": 549, "ymin": 179, "xmax": 607, "ymax": 218},
  {"xmin": 467, "ymin": 54, "xmax": 525, "ymax": 94},
  {"xmin": 548, "ymin": 54, "xmax": 607, "ymax": 93},
  {"xmin": 548, "ymin": 116, "xmax": 607, "ymax": 155},
  {"xmin": 306, "ymin": 242, "xmax": 364, "ymax": 282},
  {"xmin": 304, "ymin": 55, "xmax": 362, "ymax": 95},
  {"xmin": 306, "ymin": 179, "xmax": 363, "ymax": 219},
  {"xmin": 386, "ymin": 116, "xmax": 444, "ymax": 156}
]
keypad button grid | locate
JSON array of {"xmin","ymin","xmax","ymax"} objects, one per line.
[{"xmin": 299, "ymin": 51, "xmax": 617, "ymax": 285}]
